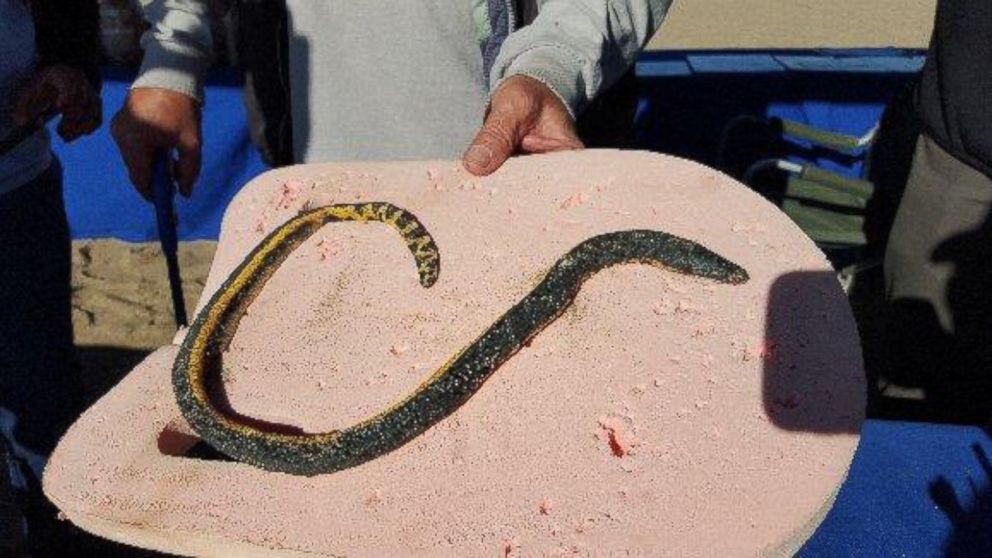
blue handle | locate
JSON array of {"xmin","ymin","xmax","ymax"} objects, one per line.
[{"xmin": 152, "ymin": 153, "xmax": 188, "ymax": 328}]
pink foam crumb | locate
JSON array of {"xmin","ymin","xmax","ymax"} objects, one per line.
[
  {"xmin": 596, "ymin": 416, "xmax": 640, "ymax": 458},
  {"xmin": 364, "ymin": 489, "xmax": 382, "ymax": 507},
  {"xmin": 741, "ymin": 345, "xmax": 756, "ymax": 362},
  {"xmin": 316, "ymin": 238, "xmax": 341, "ymax": 261},
  {"xmin": 559, "ymin": 192, "xmax": 588, "ymax": 210},
  {"xmin": 538, "ymin": 499, "xmax": 554, "ymax": 515},
  {"xmin": 651, "ymin": 299, "xmax": 670, "ymax": 315},
  {"xmin": 273, "ymin": 180, "xmax": 304, "ymax": 209},
  {"xmin": 673, "ymin": 300, "xmax": 699, "ymax": 314},
  {"xmin": 389, "ymin": 344, "xmax": 409, "ymax": 357},
  {"xmin": 692, "ymin": 324, "xmax": 716, "ymax": 338}
]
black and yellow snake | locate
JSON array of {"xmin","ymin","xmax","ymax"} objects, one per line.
[{"xmin": 173, "ymin": 202, "xmax": 748, "ymax": 476}]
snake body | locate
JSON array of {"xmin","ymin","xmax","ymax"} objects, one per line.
[{"xmin": 173, "ymin": 202, "xmax": 748, "ymax": 476}]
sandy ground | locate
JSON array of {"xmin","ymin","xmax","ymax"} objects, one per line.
[
  {"xmin": 71, "ymin": 240, "xmax": 214, "ymax": 413},
  {"xmin": 72, "ymin": 239, "xmax": 214, "ymax": 350},
  {"xmin": 651, "ymin": 0, "xmax": 936, "ymax": 49}
]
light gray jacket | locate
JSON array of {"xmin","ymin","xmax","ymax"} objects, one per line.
[{"xmin": 135, "ymin": 0, "xmax": 671, "ymax": 118}]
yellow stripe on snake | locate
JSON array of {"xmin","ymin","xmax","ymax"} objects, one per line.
[{"xmin": 173, "ymin": 202, "xmax": 748, "ymax": 476}]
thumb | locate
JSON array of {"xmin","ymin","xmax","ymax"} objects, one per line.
[{"xmin": 463, "ymin": 110, "xmax": 522, "ymax": 177}]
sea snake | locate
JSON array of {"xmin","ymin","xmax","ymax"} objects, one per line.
[{"xmin": 173, "ymin": 202, "xmax": 749, "ymax": 476}]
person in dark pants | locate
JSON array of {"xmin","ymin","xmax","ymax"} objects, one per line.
[
  {"xmin": 882, "ymin": 0, "xmax": 992, "ymax": 424},
  {"xmin": 0, "ymin": 0, "xmax": 102, "ymax": 554}
]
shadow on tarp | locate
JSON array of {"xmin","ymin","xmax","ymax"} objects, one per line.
[
  {"xmin": 800, "ymin": 421, "xmax": 992, "ymax": 557},
  {"xmin": 929, "ymin": 432, "xmax": 992, "ymax": 557}
]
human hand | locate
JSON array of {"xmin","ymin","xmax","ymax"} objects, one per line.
[
  {"xmin": 111, "ymin": 87, "xmax": 202, "ymax": 200},
  {"xmin": 13, "ymin": 65, "xmax": 102, "ymax": 143},
  {"xmin": 462, "ymin": 75, "xmax": 583, "ymax": 176}
]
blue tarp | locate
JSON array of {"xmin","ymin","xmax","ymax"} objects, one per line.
[
  {"xmin": 635, "ymin": 49, "xmax": 926, "ymax": 76},
  {"xmin": 56, "ymin": 69, "xmax": 268, "ymax": 242},
  {"xmin": 55, "ymin": 50, "xmax": 923, "ymax": 241},
  {"xmin": 634, "ymin": 49, "xmax": 925, "ymax": 183}
]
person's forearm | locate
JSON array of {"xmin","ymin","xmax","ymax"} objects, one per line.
[
  {"xmin": 490, "ymin": 0, "xmax": 672, "ymax": 116},
  {"xmin": 134, "ymin": 0, "xmax": 217, "ymax": 102},
  {"xmin": 31, "ymin": 0, "xmax": 102, "ymax": 90}
]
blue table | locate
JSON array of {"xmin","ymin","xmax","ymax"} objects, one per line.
[{"xmin": 57, "ymin": 50, "xmax": 924, "ymax": 242}]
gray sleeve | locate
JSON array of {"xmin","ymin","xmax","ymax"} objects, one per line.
[
  {"xmin": 490, "ymin": 0, "xmax": 673, "ymax": 117},
  {"xmin": 132, "ymin": 0, "xmax": 219, "ymax": 102}
]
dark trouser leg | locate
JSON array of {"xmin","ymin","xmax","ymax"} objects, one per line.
[
  {"xmin": 884, "ymin": 135, "xmax": 992, "ymax": 423},
  {"xmin": 0, "ymin": 160, "xmax": 84, "ymax": 555},
  {"xmin": 0, "ymin": 159, "xmax": 82, "ymax": 489}
]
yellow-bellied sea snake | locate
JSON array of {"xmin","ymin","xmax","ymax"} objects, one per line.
[{"xmin": 173, "ymin": 202, "xmax": 748, "ymax": 476}]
